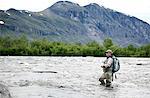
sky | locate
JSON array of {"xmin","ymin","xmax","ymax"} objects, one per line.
[{"xmin": 0, "ymin": 0, "xmax": 150, "ymax": 24}]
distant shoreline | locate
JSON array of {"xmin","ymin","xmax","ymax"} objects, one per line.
[{"xmin": 0, "ymin": 36, "xmax": 150, "ymax": 57}]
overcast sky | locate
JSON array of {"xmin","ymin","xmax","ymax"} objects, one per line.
[{"xmin": 0, "ymin": 0, "xmax": 150, "ymax": 24}]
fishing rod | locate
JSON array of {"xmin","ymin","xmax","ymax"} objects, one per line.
[{"xmin": 112, "ymin": 41, "xmax": 130, "ymax": 54}]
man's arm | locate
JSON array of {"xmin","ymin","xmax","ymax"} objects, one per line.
[{"xmin": 103, "ymin": 58, "xmax": 113, "ymax": 68}]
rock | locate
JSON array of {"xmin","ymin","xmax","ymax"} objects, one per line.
[
  {"xmin": 136, "ymin": 63, "xmax": 142, "ymax": 65},
  {"xmin": 33, "ymin": 71, "xmax": 57, "ymax": 73},
  {"xmin": 19, "ymin": 80, "xmax": 30, "ymax": 87},
  {"xmin": 58, "ymin": 85, "xmax": 65, "ymax": 88},
  {"xmin": 0, "ymin": 83, "xmax": 12, "ymax": 98}
]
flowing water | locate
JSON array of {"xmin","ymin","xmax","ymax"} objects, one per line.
[{"xmin": 0, "ymin": 56, "xmax": 150, "ymax": 98}]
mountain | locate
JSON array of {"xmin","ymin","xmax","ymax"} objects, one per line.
[{"xmin": 0, "ymin": 1, "xmax": 150, "ymax": 46}]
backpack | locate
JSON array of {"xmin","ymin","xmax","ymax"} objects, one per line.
[{"xmin": 112, "ymin": 56, "xmax": 120, "ymax": 73}]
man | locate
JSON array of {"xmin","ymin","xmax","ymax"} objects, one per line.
[{"xmin": 99, "ymin": 49, "xmax": 113, "ymax": 87}]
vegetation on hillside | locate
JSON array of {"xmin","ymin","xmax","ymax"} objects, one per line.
[{"xmin": 0, "ymin": 36, "xmax": 150, "ymax": 57}]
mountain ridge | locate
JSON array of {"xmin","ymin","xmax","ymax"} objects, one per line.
[{"xmin": 0, "ymin": 1, "xmax": 150, "ymax": 46}]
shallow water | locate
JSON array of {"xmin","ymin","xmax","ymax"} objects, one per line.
[{"xmin": 0, "ymin": 56, "xmax": 150, "ymax": 98}]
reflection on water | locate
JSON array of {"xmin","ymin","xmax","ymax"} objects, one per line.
[{"xmin": 0, "ymin": 56, "xmax": 150, "ymax": 98}]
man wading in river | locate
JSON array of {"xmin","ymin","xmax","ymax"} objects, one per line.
[{"xmin": 99, "ymin": 49, "xmax": 113, "ymax": 87}]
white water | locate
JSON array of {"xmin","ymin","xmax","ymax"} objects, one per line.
[{"xmin": 0, "ymin": 56, "xmax": 150, "ymax": 98}]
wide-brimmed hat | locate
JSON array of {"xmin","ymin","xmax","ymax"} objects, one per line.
[{"xmin": 105, "ymin": 49, "xmax": 113, "ymax": 54}]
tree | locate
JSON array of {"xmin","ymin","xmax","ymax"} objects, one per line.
[
  {"xmin": 86, "ymin": 41, "xmax": 100, "ymax": 48},
  {"xmin": 103, "ymin": 38, "xmax": 113, "ymax": 49}
]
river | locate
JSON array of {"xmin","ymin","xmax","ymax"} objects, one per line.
[{"xmin": 0, "ymin": 56, "xmax": 150, "ymax": 98}]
